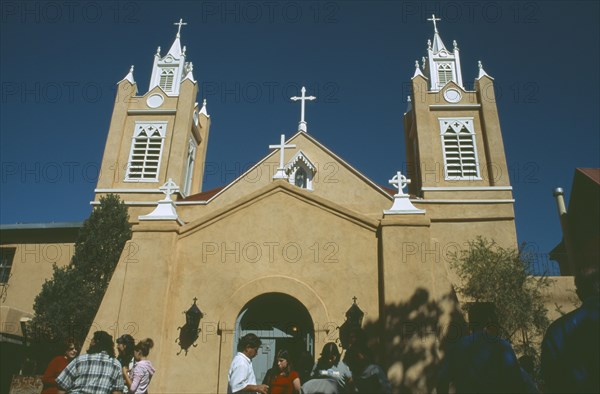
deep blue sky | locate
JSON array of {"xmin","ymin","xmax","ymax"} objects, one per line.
[{"xmin": 1, "ymin": 1, "xmax": 599, "ymax": 272}]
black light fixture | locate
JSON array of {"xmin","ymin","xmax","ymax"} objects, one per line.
[
  {"xmin": 176, "ymin": 297, "xmax": 204, "ymax": 355},
  {"xmin": 338, "ymin": 296, "xmax": 365, "ymax": 349}
]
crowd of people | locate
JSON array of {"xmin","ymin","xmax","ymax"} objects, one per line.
[
  {"xmin": 228, "ymin": 331, "xmax": 392, "ymax": 394},
  {"xmin": 228, "ymin": 267, "xmax": 598, "ymax": 394},
  {"xmin": 38, "ymin": 266, "xmax": 597, "ymax": 393},
  {"xmin": 40, "ymin": 331, "xmax": 155, "ymax": 394}
]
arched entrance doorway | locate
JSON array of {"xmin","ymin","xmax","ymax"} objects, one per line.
[{"xmin": 234, "ymin": 292, "xmax": 315, "ymax": 383}]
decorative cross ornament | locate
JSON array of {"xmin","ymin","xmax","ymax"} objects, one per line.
[
  {"xmin": 174, "ymin": 18, "xmax": 187, "ymax": 37},
  {"xmin": 138, "ymin": 178, "xmax": 181, "ymax": 222},
  {"xmin": 269, "ymin": 134, "xmax": 296, "ymax": 179},
  {"xmin": 160, "ymin": 178, "xmax": 180, "ymax": 201},
  {"xmin": 290, "ymin": 86, "xmax": 316, "ymax": 132},
  {"xmin": 384, "ymin": 171, "xmax": 425, "ymax": 215},
  {"xmin": 427, "ymin": 14, "xmax": 441, "ymax": 33},
  {"xmin": 389, "ymin": 171, "xmax": 410, "ymax": 196}
]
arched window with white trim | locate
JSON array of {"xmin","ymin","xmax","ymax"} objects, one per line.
[
  {"xmin": 439, "ymin": 118, "xmax": 480, "ymax": 180},
  {"xmin": 159, "ymin": 68, "xmax": 175, "ymax": 92},
  {"xmin": 437, "ymin": 63, "xmax": 453, "ymax": 89},
  {"xmin": 125, "ymin": 121, "xmax": 167, "ymax": 182}
]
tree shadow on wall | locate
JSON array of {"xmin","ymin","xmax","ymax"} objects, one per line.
[{"xmin": 363, "ymin": 288, "xmax": 467, "ymax": 394}]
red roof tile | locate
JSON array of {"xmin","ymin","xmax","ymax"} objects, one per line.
[
  {"xmin": 181, "ymin": 186, "xmax": 226, "ymax": 201},
  {"xmin": 577, "ymin": 168, "xmax": 600, "ymax": 186}
]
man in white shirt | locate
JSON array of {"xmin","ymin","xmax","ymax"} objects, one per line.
[{"xmin": 228, "ymin": 333, "xmax": 269, "ymax": 394}]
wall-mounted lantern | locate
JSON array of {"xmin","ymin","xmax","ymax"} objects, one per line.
[
  {"xmin": 338, "ymin": 296, "xmax": 364, "ymax": 349},
  {"xmin": 176, "ymin": 297, "xmax": 204, "ymax": 355}
]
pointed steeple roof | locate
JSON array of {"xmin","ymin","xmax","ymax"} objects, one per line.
[
  {"xmin": 427, "ymin": 14, "xmax": 447, "ymax": 54},
  {"xmin": 167, "ymin": 18, "xmax": 187, "ymax": 59},
  {"xmin": 424, "ymin": 14, "xmax": 464, "ymax": 91},
  {"xmin": 199, "ymin": 99, "xmax": 209, "ymax": 117},
  {"xmin": 413, "ymin": 60, "xmax": 426, "ymax": 79},
  {"xmin": 182, "ymin": 62, "xmax": 195, "ymax": 83},
  {"xmin": 476, "ymin": 61, "xmax": 494, "ymax": 80},
  {"xmin": 121, "ymin": 65, "xmax": 136, "ymax": 85},
  {"xmin": 148, "ymin": 19, "xmax": 189, "ymax": 96},
  {"xmin": 167, "ymin": 36, "xmax": 183, "ymax": 59}
]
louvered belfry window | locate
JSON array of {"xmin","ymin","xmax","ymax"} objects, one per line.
[
  {"xmin": 437, "ymin": 63, "xmax": 453, "ymax": 89},
  {"xmin": 159, "ymin": 68, "xmax": 175, "ymax": 92},
  {"xmin": 440, "ymin": 119, "xmax": 480, "ymax": 180},
  {"xmin": 125, "ymin": 122, "xmax": 167, "ymax": 181}
]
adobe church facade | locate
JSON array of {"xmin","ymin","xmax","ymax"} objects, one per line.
[{"xmin": 86, "ymin": 17, "xmax": 522, "ymax": 393}]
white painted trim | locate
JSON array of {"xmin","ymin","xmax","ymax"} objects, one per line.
[
  {"xmin": 90, "ymin": 201, "xmax": 158, "ymax": 206},
  {"xmin": 421, "ymin": 186, "xmax": 512, "ymax": 191},
  {"xmin": 175, "ymin": 201, "xmax": 208, "ymax": 205},
  {"xmin": 94, "ymin": 188, "xmax": 161, "ymax": 193},
  {"xmin": 123, "ymin": 179, "xmax": 160, "ymax": 183},
  {"xmin": 125, "ymin": 121, "xmax": 167, "ymax": 182},
  {"xmin": 439, "ymin": 117, "xmax": 481, "ymax": 181},
  {"xmin": 127, "ymin": 109, "xmax": 177, "ymax": 115},
  {"xmin": 413, "ymin": 199, "xmax": 515, "ymax": 204},
  {"xmin": 430, "ymin": 104, "xmax": 481, "ymax": 110},
  {"xmin": 187, "ymin": 131, "xmax": 395, "ymax": 204}
]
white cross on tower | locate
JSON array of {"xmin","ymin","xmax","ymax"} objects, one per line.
[
  {"xmin": 389, "ymin": 171, "xmax": 411, "ymax": 196},
  {"xmin": 269, "ymin": 134, "xmax": 296, "ymax": 179},
  {"xmin": 290, "ymin": 86, "xmax": 316, "ymax": 133},
  {"xmin": 159, "ymin": 178, "xmax": 180, "ymax": 201},
  {"xmin": 427, "ymin": 14, "xmax": 441, "ymax": 33},
  {"xmin": 174, "ymin": 18, "xmax": 187, "ymax": 38}
]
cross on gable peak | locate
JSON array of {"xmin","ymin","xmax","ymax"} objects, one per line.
[{"xmin": 290, "ymin": 86, "xmax": 317, "ymax": 133}]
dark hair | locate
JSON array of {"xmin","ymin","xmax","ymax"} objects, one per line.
[
  {"xmin": 274, "ymin": 349, "xmax": 292, "ymax": 375},
  {"xmin": 237, "ymin": 333, "xmax": 262, "ymax": 352},
  {"xmin": 134, "ymin": 338, "xmax": 154, "ymax": 357},
  {"xmin": 63, "ymin": 339, "xmax": 78, "ymax": 353},
  {"xmin": 315, "ymin": 342, "xmax": 340, "ymax": 371},
  {"xmin": 88, "ymin": 331, "xmax": 115, "ymax": 357},
  {"xmin": 116, "ymin": 334, "xmax": 135, "ymax": 366},
  {"xmin": 116, "ymin": 334, "xmax": 135, "ymax": 347},
  {"xmin": 575, "ymin": 266, "xmax": 600, "ymax": 301}
]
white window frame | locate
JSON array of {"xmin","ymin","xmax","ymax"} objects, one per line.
[
  {"xmin": 439, "ymin": 118, "xmax": 481, "ymax": 181},
  {"xmin": 125, "ymin": 121, "xmax": 167, "ymax": 182},
  {"xmin": 182, "ymin": 137, "xmax": 197, "ymax": 196},
  {"xmin": 159, "ymin": 67, "xmax": 176, "ymax": 93},
  {"xmin": 437, "ymin": 63, "xmax": 454, "ymax": 89}
]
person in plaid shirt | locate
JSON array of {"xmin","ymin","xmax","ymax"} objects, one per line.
[{"xmin": 56, "ymin": 331, "xmax": 124, "ymax": 394}]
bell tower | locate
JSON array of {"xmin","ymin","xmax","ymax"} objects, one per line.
[
  {"xmin": 95, "ymin": 19, "xmax": 211, "ymax": 209},
  {"xmin": 404, "ymin": 15, "xmax": 512, "ymax": 202}
]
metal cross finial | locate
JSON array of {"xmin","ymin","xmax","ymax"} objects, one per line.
[
  {"xmin": 427, "ymin": 14, "xmax": 441, "ymax": 33},
  {"xmin": 290, "ymin": 86, "xmax": 316, "ymax": 133},
  {"xmin": 193, "ymin": 297, "xmax": 198, "ymax": 304},
  {"xmin": 352, "ymin": 296, "xmax": 358, "ymax": 304},
  {"xmin": 389, "ymin": 171, "xmax": 411, "ymax": 196},
  {"xmin": 174, "ymin": 18, "xmax": 187, "ymax": 37},
  {"xmin": 269, "ymin": 134, "xmax": 296, "ymax": 179}
]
